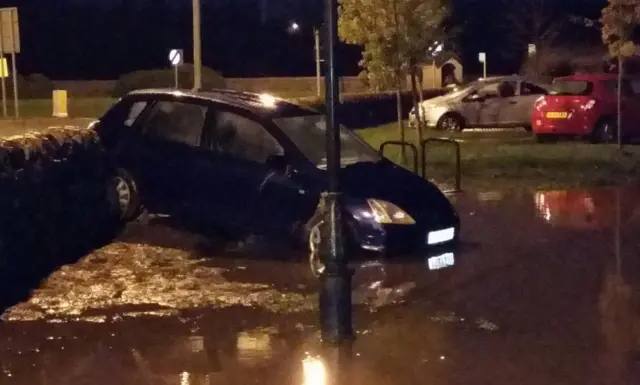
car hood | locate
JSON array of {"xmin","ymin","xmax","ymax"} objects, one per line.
[
  {"xmin": 339, "ymin": 161, "xmax": 458, "ymax": 226},
  {"xmin": 415, "ymin": 93, "xmax": 462, "ymax": 110}
]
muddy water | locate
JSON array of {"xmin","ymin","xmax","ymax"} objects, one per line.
[{"xmin": 2, "ymin": 187, "xmax": 640, "ymax": 384}]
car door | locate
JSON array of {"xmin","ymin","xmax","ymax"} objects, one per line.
[
  {"xmin": 129, "ymin": 98, "xmax": 208, "ymax": 214},
  {"xmin": 492, "ymin": 80, "xmax": 520, "ymax": 126},
  {"xmin": 197, "ymin": 106, "xmax": 307, "ymax": 235},
  {"xmin": 475, "ymin": 83, "xmax": 503, "ymax": 127},
  {"xmin": 502, "ymin": 81, "xmax": 548, "ymax": 126}
]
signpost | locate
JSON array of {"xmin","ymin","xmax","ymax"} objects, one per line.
[
  {"xmin": 0, "ymin": 7, "xmax": 19, "ymax": 117},
  {"xmin": 169, "ymin": 49, "xmax": 184, "ymax": 88},
  {"xmin": 478, "ymin": 52, "xmax": 487, "ymax": 79}
]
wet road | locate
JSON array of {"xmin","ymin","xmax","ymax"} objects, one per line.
[{"xmin": 2, "ymin": 187, "xmax": 640, "ymax": 384}]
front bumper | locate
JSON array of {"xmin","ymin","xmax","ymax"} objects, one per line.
[{"xmin": 349, "ymin": 219, "xmax": 460, "ymax": 259}]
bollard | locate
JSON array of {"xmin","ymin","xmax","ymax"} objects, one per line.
[{"xmin": 52, "ymin": 90, "xmax": 68, "ymax": 118}]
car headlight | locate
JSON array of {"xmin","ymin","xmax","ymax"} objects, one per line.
[{"xmin": 366, "ymin": 199, "xmax": 416, "ymax": 225}]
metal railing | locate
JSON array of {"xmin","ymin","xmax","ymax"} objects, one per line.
[
  {"xmin": 378, "ymin": 138, "xmax": 461, "ymax": 193},
  {"xmin": 378, "ymin": 140, "xmax": 418, "ymax": 174},
  {"xmin": 421, "ymin": 138, "xmax": 461, "ymax": 192}
]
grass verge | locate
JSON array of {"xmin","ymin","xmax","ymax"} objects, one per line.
[{"xmin": 357, "ymin": 123, "xmax": 640, "ymax": 190}]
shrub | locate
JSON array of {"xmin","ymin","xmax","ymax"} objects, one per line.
[
  {"xmin": 0, "ymin": 73, "xmax": 53, "ymax": 99},
  {"xmin": 0, "ymin": 127, "xmax": 118, "ymax": 269},
  {"xmin": 114, "ymin": 64, "xmax": 226, "ymax": 96},
  {"xmin": 289, "ymin": 89, "xmax": 446, "ymax": 129}
]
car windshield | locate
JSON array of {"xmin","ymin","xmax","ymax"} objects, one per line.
[
  {"xmin": 550, "ymin": 80, "xmax": 593, "ymax": 95},
  {"xmin": 273, "ymin": 115, "xmax": 382, "ymax": 169}
]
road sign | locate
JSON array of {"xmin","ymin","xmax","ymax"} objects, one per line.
[
  {"xmin": 528, "ymin": 44, "xmax": 537, "ymax": 56},
  {"xmin": 0, "ymin": 8, "xmax": 19, "ymax": 54},
  {"xmin": 169, "ymin": 49, "xmax": 183, "ymax": 66},
  {"xmin": 478, "ymin": 52, "xmax": 486, "ymax": 63}
]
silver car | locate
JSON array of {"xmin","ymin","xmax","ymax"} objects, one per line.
[{"xmin": 409, "ymin": 76, "xmax": 549, "ymax": 131}]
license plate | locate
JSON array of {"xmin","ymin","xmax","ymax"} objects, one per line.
[
  {"xmin": 427, "ymin": 227, "xmax": 455, "ymax": 245},
  {"xmin": 428, "ymin": 252, "xmax": 455, "ymax": 271},
  {"xmin": 546, "ymin": 111, "xmax": 568, "ymax": 119}
]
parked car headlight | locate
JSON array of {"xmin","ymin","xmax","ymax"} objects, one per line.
[{"xmin": 366, "ymin": 199, "xmax": 416, "ymax": 225}]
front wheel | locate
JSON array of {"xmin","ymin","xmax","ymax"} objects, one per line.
[
  {"xmin": 436, "ymin": 113, "xmax": 464, "ymax": 132},
  {"xmin": 308, "ymin": 221, "xmax": 325, "ymax": 278},
  {"xmin": 109, "ymin": 168, "xmax": 142, "ymax": 222}
]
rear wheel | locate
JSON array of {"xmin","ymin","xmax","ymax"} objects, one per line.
[
  {"xmin": 436, "ymin": 113, "xmax": 464, "ymax": 132},
  {"xmin": 590, "ymin": 118, "xmax": 617, "ymax": 144}
]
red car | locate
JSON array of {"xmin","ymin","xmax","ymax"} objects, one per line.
[{"xmin": 531, "ymin": 73, "xmax": 640, "ymax": 143}]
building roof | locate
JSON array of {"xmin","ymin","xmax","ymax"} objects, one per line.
[
  {"xmin": 127, "ymin": 88, "xmax": 319, "ymax": 118},
  {"xmin": 434, "ymin": 52, "xmax": 462, "ymax": 68}
]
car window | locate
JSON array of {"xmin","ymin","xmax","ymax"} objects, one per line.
[
  {"xmin": 124, "ymin": 101, "xmax": 148, "ymax": 127},
  {"xmin": 211, "ymin": 110, "xmax": 283, "ymax": 164},
  {"xmin": 142, "ymin": 101, "xmax": 207, "ymax": 146},
  {"xmin": 476, "ymin": 83, "xmax": 500, "ymax": 97},
  {"xmin": 497, "ymin": 81, "xmax": 517, "ymax": 97},
  {"xmin": 521, "ymin": 82, "xmax": 547, "ymax": 96},
  {"xmin": 550, "ymin": 80, "xmax": 593, "ymax": 95}
]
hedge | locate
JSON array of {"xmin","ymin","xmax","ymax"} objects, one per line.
[
  {"xmin": 114, "ymin": 64, "xmax": 226, "ymax": 96},
  {"xmin": 290, "ymin": 89, "xmax": 447, "ymax": 129},
  {"xmin": 0, "ymin": 127, "xmax": 119, "ymax": 277}
]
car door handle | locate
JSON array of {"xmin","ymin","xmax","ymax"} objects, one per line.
[{"xmin": 508, "ymin": 100, "xmax": 517, "ymax": 104}]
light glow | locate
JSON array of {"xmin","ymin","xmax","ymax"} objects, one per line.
[
  {"xmin": 302, "ymin": 356, "xmax": 326, "ymax": 385},
  {"xmin": 259, "ymin": 93, "xmax": 278, "ymax": 108}
]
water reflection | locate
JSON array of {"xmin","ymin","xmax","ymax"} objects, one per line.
[{"xmin": 534, "ymin": 188, "xmax": 639, "ymax": 230}]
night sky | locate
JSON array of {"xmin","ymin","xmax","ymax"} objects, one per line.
[{"xmin": 1, "ymin": 0, "xmax": 606, "ymax": 80}]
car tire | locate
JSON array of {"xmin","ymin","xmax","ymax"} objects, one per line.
[
  {"xmin": 535, "ymin": 134, "xmax": 557, "ymax": 143},
  {"xmin": 523, "ymin": 125, "xmax": 533, "ymax": 132},
  {"xmin": 590, "ymin": 118, "xmax": 617, "ymax": 144},
  {"xmin": 304, "ymin": 217, "xmax": 357, "ymax": 279},
  {"xmin": 109, "ymin": 168, "xmax": 142, "ymax": 222},
  {"xmin": 436, "ymin": 113, "xmax": 464, "ymax": 132},
  {"xmin": 308, "ymin": 220, "xmax": 325, "ymax": 278}
]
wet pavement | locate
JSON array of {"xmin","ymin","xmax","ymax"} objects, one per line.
[{"xmin": 2, "ymin": 187, "xmax": 640, "ymax": 384}]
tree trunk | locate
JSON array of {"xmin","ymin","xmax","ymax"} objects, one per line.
[
  {"xmin": 396, "ymin": 87, "xmax": 406, "ymax": 164},
  {"xmin": 410, "ymin": 66, "xmax": 424, "ymax": 173},
  {"xmin": 617, "ymin": 56, "xmax": 623, "ymax": 151}
]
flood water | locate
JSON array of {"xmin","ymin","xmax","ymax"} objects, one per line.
[{"xmin": 2, "ymin": 187, "xmax": 640, "ymax": 384}]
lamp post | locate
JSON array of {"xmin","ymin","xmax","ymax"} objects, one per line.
[
  {"xmin": 288, "ymin": 22, "xmax": 323, "ymax": 98},
  {"xmin": 318, "ymin": 0, "xmax": 354, "ymax": 345},
  {"xmin": 192, "ymin": 0, "xmax": 202, "ymax": 90}
]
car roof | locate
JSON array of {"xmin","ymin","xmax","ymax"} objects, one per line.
[
  {"xmin": 127, "ymin": 88, "xmax": 320, "ymax": 118},
  {"xmin": 477, "ymin": 75, "xmax": 524, "ymax": 83},
  {"xmin": 555, "ymin": 73, "xmax": 618, "ymax": 82}
]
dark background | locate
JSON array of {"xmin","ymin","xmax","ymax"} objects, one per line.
[{"xmin": 2, "ymin": 0, "xmax": 607, "ymax": 80}]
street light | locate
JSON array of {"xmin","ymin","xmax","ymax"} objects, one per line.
[
  {"xmin": 288, "ymin": 21, "xmax": 323, "ymax": 97},
  {"xmin": 193, "ymin": 0, "xmax": 202, "ymax": 90}
]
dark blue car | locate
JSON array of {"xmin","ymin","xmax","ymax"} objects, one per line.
[{"xmin": 94, "ymin": 89, "xmax": 459, "ymax": 273}]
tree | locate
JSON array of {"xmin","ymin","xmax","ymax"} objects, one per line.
[
  {"xmin": 339, "ymin": 0, "xmax": 449, "ymax": 162},
  {"xmin": 601, "ymin": 0, "xmax": 640, "ymax": 149}
]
